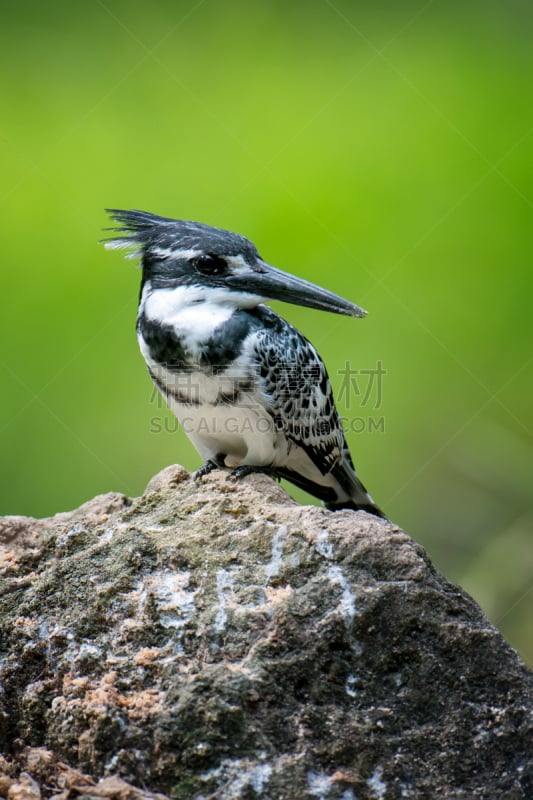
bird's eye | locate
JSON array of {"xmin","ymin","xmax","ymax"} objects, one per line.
[{"xmin": 192, "ymin": 253, "xmax": 228, "ymax": 276}]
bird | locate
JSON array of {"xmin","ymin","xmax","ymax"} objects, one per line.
[{"xmin": 103, "ymin": 209, "xmax": 385, "ymax": 518}]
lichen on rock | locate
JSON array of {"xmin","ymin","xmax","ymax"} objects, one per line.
[{"xmin": 0, "ymin": 466, "xmax": 531, "ymax": 799}]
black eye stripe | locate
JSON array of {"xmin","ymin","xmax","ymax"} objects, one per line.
[{"xmin": 192, "ymin": 253, "xmax": 228, "ymax": 276}]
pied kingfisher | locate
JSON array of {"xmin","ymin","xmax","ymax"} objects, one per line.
[{"xmin": 104, "ymin": 209, "xmax": 385, "ymax": 518}]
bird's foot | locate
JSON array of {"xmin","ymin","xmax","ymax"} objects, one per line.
[
  {"xmin": 194, "ymin": 457, "xmax": 225, "ymax": 481},
  {"xmin": 227, "ymin": 465, "xmax": 279, "ymax": 482}
]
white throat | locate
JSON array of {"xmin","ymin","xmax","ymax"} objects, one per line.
[{"xmin": 139, "ymin": 282, "xmax": 263, "ymax": 348}]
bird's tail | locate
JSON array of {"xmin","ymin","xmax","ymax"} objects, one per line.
[{"xmin": 326, "ymin": 458, "xmax": 387, "ymax": 519}]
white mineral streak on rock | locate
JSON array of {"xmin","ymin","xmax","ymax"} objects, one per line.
[
  {"xmin": 308, "ymin": 778, "xmax": 356, "ymax": 800},
  {"xmin": 99, "ymin": 526, "xmax": 114, "ymax": 544},
  {"xmin": 264, "ymin": 524, "xmax": 287, "ymax": 581},
  {"xmin": 307, "ymin": 770, "xmax": 332, "ymax": 799},
  {"xmin": 214, "ymin": 568, "xmax": 234, "ymax": 632},
  {"xmin": 328, "ymin": 565, "xmax": 357, "ymax": 626},
  {"xmin": 231, "ymin": 762, "xmax": 272, "ymax": 795},
  {"xmin": 289, "ymin": 551, "xmax": 300, "ymax": 568},
  {"xmin": 316, "ymin": 528, "xmax": 334, "ymax": 559},
  {"xmin": 345, "ymin": 673, "xmax": 358, "ymax": 698},
  {"xmin": 202, "ymin": 758, "xmax": 272, "ymax": 797},
  {"xmin": 368, "ymin": 765, "xmax": 387, "ymax": 799},
  {"xmin": 147, "ymin": 571, "xmax": 198, "ymax": 653}
]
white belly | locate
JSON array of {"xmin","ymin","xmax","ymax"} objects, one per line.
[
  {"xmin": 165, "ymin": 382, "xmax": 340, "ymax": 492},
  {"xmin": 166, "ymin": 393, "xmax": 287, "ymax": 468},
  {"xmin": 144, "ymin": 352, "xmax": 289, "ymax": 468}
]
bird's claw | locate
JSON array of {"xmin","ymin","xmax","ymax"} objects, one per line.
[
  {"xmin": 227, "ymin": 465, "xmax": 279, "ymax": 482},
  {"xmin": 194, "ymin": 460, "xmax": 220, "ymax": 481}
]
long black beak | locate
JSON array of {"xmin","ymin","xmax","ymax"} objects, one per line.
[{"xmin": 228, "ymin": 260, "xmax": 367, "ymax": 318}]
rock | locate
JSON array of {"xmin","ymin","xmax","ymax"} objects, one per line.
[{"xmin": 0, "ymin": 465, "xmax": 531, "ymax": 800}]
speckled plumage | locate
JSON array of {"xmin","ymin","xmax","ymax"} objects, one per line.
[{"xmin": 104, "ymin": 209, "xmax": 385, "ymax": 517}]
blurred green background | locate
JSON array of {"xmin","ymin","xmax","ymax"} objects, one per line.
[{"xmin": 1, "ymin": 1, "xmax": 531, "ymax": 663}]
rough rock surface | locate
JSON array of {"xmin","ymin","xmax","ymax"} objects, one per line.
[{"xmin": 0, "ymin": 466, "xmax": 531, "ymax": 800}]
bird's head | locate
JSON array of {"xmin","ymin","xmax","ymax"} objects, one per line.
[{"xmin": 103, "ymin": 209, "xmax": 367, "ymax": 318}]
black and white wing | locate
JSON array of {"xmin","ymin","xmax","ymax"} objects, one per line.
[
  {"xmin": 251, "ymin": 307, "xmax": 386, "ymax": 517},
  {"xmin": 253, "ymin": 312, "xmax": 346, "ymax": 477}
]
